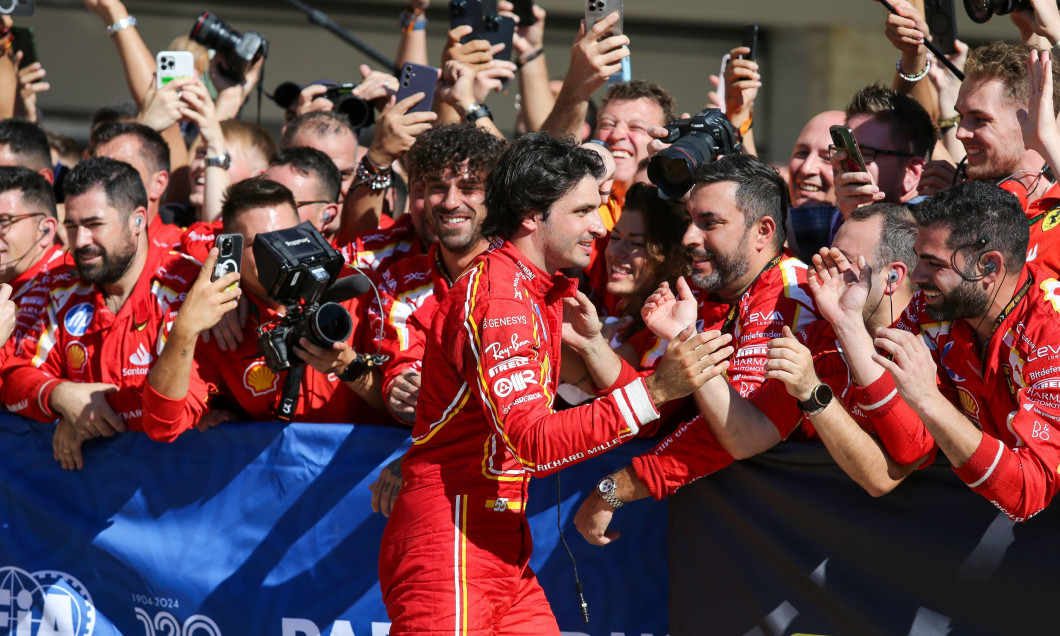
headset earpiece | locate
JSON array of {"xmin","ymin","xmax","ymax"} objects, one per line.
[
  {"xmin": 887, "ymin": 270, "xmax": 898, "ymax": 284},
  {"xmin": 135, "ymin": 216, "xmax": 143, "ymax": 227},
  {"xmin": 983, "ymin": 261, "xmax": 997, "ymax": 274}
]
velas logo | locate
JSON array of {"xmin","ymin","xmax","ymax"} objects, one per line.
[
  {"xmin": 63, "ymin": 304, "xmax": 94, "ymax": 337},
  {"xmin": 65, "ymin": 342, "xmax": 87, "ymax": 373},
  {"xmin": 243, "ymin": 361, "xmax": 278, "ymax": 396},
  {"xmin": 0, "ymin": 566, "xmax": 95, "ymax": 635}
]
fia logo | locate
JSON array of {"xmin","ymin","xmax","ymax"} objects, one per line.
[{"xmin": 0, "ymin": 566, "xmax": 95, "ymax": 635}]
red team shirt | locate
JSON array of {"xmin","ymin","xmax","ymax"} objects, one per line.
[
  {"xmin": 632, "ymin": 253, "xmax": 821, "ymax": 500},
  {"xmin": 0, "ymin": 248, "xmax": 200, "ymax": 430}
]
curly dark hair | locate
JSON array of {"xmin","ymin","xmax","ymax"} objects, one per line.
[
  {"xmin": 482, "ymin": 132, "xmax": 604, "ymax": 241},
  {"xmin": 404, "ymin": 123, "xmax": 508, "ymax": 187}
]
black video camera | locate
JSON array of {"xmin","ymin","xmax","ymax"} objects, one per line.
[
  {"xmin": 963, "ymin": 0, "xmax": 1048, "ymax": 22},
  {"xmin": 190, "ymin": 12, "xmax": 268, "ymax": 83},
  {"xmin": 647, "ymin": 108, "xmax": 741, "ymax": 200},
  {"xmin": 254, "ymin": 222, "xmax": 351, "ymax": 372}
]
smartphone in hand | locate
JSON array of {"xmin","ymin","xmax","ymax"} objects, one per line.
[
  {"xmin": 212, "ymin": 234, "xmax": 243, "ymax": 291},
  {"xmin": 586, "ymin": 0, "xmax": 623, "ymax": 38},
  {"xmin": 829, "ymin": 125, "xmax": 869, "ymax": 175},
  {"xmin": 397, "ymin": 63, "xmax": 440, "ymax": 114},
  {"xmin": 738, "ymin": 24, "xmax": 759, "ymax": 61},
  {"xmin": 156, "ymin": 51, "xmax": 195, "ymax": 89}
]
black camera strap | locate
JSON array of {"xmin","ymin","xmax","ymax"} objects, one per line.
[{"xmin": 277, "ymin": 364, "xmax": 305, "ymax": 422}]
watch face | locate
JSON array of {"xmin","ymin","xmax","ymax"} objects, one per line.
[
  {"xmin": 597, "ymin": 477, "xmax": 616, "ymax": 495},
  {"xmin": 813, "ymin": 383, "xmax": 833, "ymax": 405}
]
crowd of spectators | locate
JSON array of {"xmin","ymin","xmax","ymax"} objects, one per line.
[{"xmin": 9, "ymin": 0, "xmax": 1060, "ymax": 631}]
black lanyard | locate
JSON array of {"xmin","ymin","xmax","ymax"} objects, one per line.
[
  {"xmin": 721, "ymin": 253, "xmax": 784, "ymax": 334},
  {"xmin": 979, "ymin": 274, "xmax": 1032, "ymax": 372},
  {"xmin": 433, "ymin": 247, "xmax": 453, "ymax": 286}
]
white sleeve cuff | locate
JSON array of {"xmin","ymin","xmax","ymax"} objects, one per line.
[{"xmin": 613, "ymin": 379, "xmax": 660, "ymax": 435}]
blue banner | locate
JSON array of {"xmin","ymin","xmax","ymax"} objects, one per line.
[{"xmin": 0, "ymin": 415, "xmax": 666, "ymax": 636}]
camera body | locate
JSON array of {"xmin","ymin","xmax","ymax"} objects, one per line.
[
  {"xmin": 322, "ymin": 83, "xmax": 375, "ymax": 129},
  {"xmin": 963, "ymin": 0, "xmax": 1034, "ymax": 22},
  {"xmin": 253, "ymin": 223, "xmax": 351, "ymax": 372},
  {"xmin": 190, "ymin": 12, "xmax": 268, "ymax": 83},
  {"xmin": 647, "ymin": 108, "xmax": 741, "ymax": 200}
]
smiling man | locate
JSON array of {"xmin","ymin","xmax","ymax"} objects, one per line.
[
  {"xmin": 875, "ymin": 181, "xmax": 1060, "ymax": 521},
  {"xmin": 0, "ymin": 157, "xmax": 200, "ymax": 470},
  {"xmin": 377, "ymin": 133, "xmax": 727, "ymax": 634}
]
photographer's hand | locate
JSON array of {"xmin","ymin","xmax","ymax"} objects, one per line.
[
  {"xmin": 295, "ymin": 84, "xmax": 335, "ymax": 117},
  {"xmin": 294, "ymin": 338, "xmax": 356, "ymax": 377},
  {"xmin": 351, "ymin": 64, "xmax": 399, "ymax": 110},
  {"xmin": 369, "ymin": 93, "xmax": 437, "ymax": 168}
]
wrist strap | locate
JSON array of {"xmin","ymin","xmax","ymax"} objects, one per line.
[
  {"xmin": 399, "ymin": 8, "xmax": 427, "ymax": 33},
  {"xmin": 357, "ymin": 155, "xmax": 393, "ymax": 191},
  {"xmin": 896, "ymin": 55, "xmax": 931, "ymax": 83},
  {"xmin": 516, "ymin": 48, "xmax": 544, "ymax": 69},
  {"xmin": 107, "ymin": 15, "xmax": 138, "ymax": 37}
]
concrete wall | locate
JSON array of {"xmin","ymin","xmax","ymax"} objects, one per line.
[{"xmin": 29, "ymin": 0, "xmax": 1019, "ymax": 162}]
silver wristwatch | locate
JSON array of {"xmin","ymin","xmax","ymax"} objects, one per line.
[
  {"xmin": 596, "ymin": 475, "xmax": 624, "ymax": 509},
  {"xmin": 205, "ymin": 153, "xmax": 231, "ymax": 170}
]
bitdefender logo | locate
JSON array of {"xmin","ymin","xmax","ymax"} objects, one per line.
[{"xmin": 0, "ymin": 566, "xmax": 95, "ymax": 635}]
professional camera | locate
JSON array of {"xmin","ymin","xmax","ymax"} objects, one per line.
[
  {"xmin": 647, "ymin": 108, "xmax": 741, "ymax": 200},
  {"xmin": 963, "ymin": 0, "xmax": 1046, "ymax": 22},
  {"xmin": 322, "ymin": 83, "xmax": 376, "ymax": 129},
  {"xmin": 270, "ymin": 81, "xmax": 376, "ymax": 128},
  {"xmin": 190, "ymin": 12, "xmax": 268, "ymax": 83},
  {"xmin": 254, "ymin": 222, "xmax": 352, "ymax": 372}
]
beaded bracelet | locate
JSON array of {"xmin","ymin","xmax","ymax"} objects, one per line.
[{"xmin": 896, "ymin": 56, "xmax": 931, "ymax": 83}]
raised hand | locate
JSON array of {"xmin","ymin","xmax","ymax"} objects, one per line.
[
  {"xmin": 809, "ymin": 247, "xmax": 873, "ymax": 329},
  {"xmin": 642, "ymin": 277, "xmax": 698, "ymax": 341},
  {"xmin": 562, "ymin": 289, "xmax": 603, "ymax": 352}
]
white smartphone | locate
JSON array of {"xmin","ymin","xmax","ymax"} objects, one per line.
[
  {"xmin": 156, "ymin": 51, "xmax": 195, "ymax": 89},
  {"xmin": 716, "ymin": 53, "xmax": 731, "ymax": 114}
]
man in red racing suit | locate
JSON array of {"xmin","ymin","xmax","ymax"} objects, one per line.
[{"xmin": 377, "ymin": 135, "xmax": 724, "ymax": 634}]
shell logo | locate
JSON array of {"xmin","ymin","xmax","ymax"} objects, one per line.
[
  {"xmin": 957, "ymin": 387, "xmax": 980, "ymax": 420},
  {"xmin": 66, "ymin": 341, "xmax": 87, "ymax": 372},
  {"xmin": 243, "ymin": 361, "xmax": 278, "ymax": 396}
]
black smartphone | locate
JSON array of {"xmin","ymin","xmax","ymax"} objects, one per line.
[
  {"xmin": 738, "ymin": 24, "xmax": 759, "ymax": 61},
  {"xmin": 483, "ymin": 14, "xmax": 516, "ymax": 62},
  {"xmin": 396, "ymin": 63, "xmax": 439, "ymax": 114},
  {"xmin": 924, "ymin": 0, "xmax": 957, "ymax": 56},
  {"xmin": 0, "ymin": 1, "xmax": 34, "ymax": 17},
  {"xmin": 512, "ymin": 0, "xmax": 537, "ymax": 27},
  {"xmin": 10, "ymin": 25, "xmax": 36, "ymax": 68},
  {"xmin": 450, "ymin": 0, "xmax": 485, "ymax": 43},
  {"xmin": 212, "ymin": 234, "xmax": 243, "ymax": 289},
  {"xmin": 829, "ymin": 125, "xmax": 869, "ymax": 174},
  {"xmin": 585, "ymin": 0, "xmax": 623, "ymax": 38}
]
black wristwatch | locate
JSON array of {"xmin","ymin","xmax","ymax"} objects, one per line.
[
  {"xmin": 596, "ymin": 475, "xmax": 624, "ymax": 509},
  {"xmin": 465, "ymin": 101, "xmax": 492, "ymax": 123},
  {"xmin": 797, "ymin": 383, "xmax": 833, "ymax": 416}
]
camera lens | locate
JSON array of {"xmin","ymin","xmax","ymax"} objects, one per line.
[
  {"xmin": 334, "ymin": 95, "xmax": 375, "ymax": 129},
  {"xmin": 310, "ymin": 302, "xmax": 353, "ymax": 346},
  {"xmin": 963, "ymin": 0, "xmax": 1031, "ymax": 22}
]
